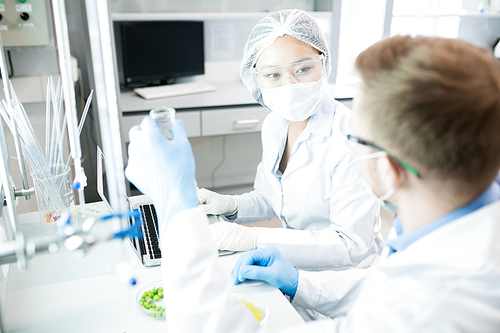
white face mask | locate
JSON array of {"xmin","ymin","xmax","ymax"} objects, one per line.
[
  {"xmin": 354, "ymin": 151, "xmax": 397, "ymax": 213},
  {"xmin": 260, "ymin": 80, "xmax": 325, "ymax": 121}
]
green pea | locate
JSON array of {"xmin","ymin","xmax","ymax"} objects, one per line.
[{"xmin": 153, "ymin": 295, "xmax": 160, "ymax": 301}]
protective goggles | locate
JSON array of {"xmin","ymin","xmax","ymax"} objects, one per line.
[
  {"xmin": 254, "ymin": 54, "xmax": 325, "ymax": 89},
  {"xmin": 345, "ymin": 134, "xmax": 421, "ymax": 178}
]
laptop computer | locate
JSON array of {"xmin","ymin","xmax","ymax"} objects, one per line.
[{"xmin": 96, "ymin": 146, "xmax": 232, "ymax": 267}]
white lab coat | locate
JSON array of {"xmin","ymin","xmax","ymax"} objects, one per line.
[
  {"xmin": 289, "ymin": 199, "xmax": 500, "ymax": 332},
  {"xmin": 234, "ymin": 94, "xmax": 382, "ymax": 270},
  {"xmin": 162, "ymin": 201, "xmax": 500, "ymax": 332}
]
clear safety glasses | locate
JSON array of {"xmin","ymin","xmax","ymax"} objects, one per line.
[
  {"xmin": 346, "ymin": 134, "xmax": 421, "ymax": 178},
  {"xmin": 254, "ymin": 54, "xmax": 325, "ymax": 89}
]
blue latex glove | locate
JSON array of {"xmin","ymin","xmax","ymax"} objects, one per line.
[
  {"xmin": 231, "ymin": 247, "xmax": 298, "ymax": 299},
  {"xmin": 125, "ymin": 117, "xmax": 198, "ymax": 239}
]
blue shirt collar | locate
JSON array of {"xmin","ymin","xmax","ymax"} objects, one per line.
[{"xmin": 384, "ymin": 179, "xmax": 500, "ymax": 254}]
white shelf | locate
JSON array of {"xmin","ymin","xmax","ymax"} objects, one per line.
[{"xmin": 111, "ymin": 11, "xmax": 333, "ymax": 21}]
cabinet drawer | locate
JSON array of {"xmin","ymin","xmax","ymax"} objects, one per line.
[
  {"xmin": 121, "ymin": 111, "xmax": 201, "ymax": 138},
  {"xmin": 201, "ymin": 106, "xmax": 269, "ymax": 136}
]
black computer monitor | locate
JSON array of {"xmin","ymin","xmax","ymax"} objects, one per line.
[{"xmin": 120, "ymin": 21, "xmax": 205, "ymax": 87}]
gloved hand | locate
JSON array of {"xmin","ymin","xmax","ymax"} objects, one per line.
[
  {"xmin": 231, "ymin": 247, "xmax": 299, "ymax": 299},
  {"xmin": 125, "ymin": 117, "xmax": 198, "ymax": 240},
  {"xmin": 197, "ymin": 188, "xmax": 238, "ymax": 216},
  {"xmin": 209, "ymin": 221, "xmax": 257, "ymax": 252}
]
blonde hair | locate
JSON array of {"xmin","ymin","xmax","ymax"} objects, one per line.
[{"xmin": 355, "ymin": 35, "xmax": 500, "ymax": 186}]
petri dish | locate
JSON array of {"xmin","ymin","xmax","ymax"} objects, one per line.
[
  {"xmin": 236, "ymin": 294, "xmax": 269, "ymax": 326},
  {"xmin": 136, "ymin": 280, "xmax": 165, "ymax": 320}
]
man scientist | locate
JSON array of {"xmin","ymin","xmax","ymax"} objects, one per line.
[{"xmin": 125, "ymin": 35, "xmax": 500, "ymax": 331}]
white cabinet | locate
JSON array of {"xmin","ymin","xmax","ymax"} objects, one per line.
[
  {"xmin": 120, "ymin": 106, "xmax": 268, "ymax": 191},
  {"xmin": 201, "ymin": 106, "xmax": 270, "ymax": 136}
]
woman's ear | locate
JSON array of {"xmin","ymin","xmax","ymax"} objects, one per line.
[{"xmin": 376, "ymin": 155, "xmax": 406, "ymax": 190}]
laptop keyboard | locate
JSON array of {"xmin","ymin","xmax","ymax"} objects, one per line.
[
  {"xmin": 133, "ymin": 203, "xmax": 234, "ymax": 264},
  {"xmin": 138, "ymin": 204, "xmax": 162, "ymax": 260}
]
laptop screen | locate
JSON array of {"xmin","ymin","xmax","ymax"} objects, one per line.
[{"xmin": 96, "ymin": 145, "xmax": 131, "ymax": 213}]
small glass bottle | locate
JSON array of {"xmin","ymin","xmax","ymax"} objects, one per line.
[{"xmin": 150, "ymin": 106, "xmax": 176, "ymax": 140}]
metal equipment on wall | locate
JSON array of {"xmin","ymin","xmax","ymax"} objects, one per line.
[{"xmin": 0, "ymin": 0, "xmax": 50, "ymax": 47}]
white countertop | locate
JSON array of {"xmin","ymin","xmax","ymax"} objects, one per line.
[
  {"xmin": 120, "ymin": 81, "xmax": 356, "ymax": 113},
  {"xmin": 3, "ymin": 200, "xmax": 304, "ymax": 332}
]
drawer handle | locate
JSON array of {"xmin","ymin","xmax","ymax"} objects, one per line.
[{"xmin": 234, "ymin": 119, "xmax": 260, "ymax": 127}]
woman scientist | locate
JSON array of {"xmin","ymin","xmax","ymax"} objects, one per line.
[{"xmin": 197, "ymin": 9, "xmax": 382, "ymax": 271}]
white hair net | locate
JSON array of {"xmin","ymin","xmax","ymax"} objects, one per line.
[{"xmin": 240, "ymin": 9, "xmax": 331, "ymax": 107}]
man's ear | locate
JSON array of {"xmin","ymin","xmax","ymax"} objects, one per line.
[{"xmin": 376, "ymin": 155, "xmax": 406, "ymax": 190}]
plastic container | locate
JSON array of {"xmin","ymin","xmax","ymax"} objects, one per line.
[{"xmin": 32, "ymin": 167, "xmax": 74, "ymax": 235}]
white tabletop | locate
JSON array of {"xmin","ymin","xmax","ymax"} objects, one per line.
[
  {"xmin": 120, "ymin": 81, "xmax": 356, "ymax": 113},
  {"xmin": 3, "ymin": 200, "xmax": 304, "ymax": 332}
]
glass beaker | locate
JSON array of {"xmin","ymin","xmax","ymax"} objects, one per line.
[
  {"xmin": 32, "ymin": 167, "xmax": 74, "ymax": 236},
  {"xmin": 150, "ymin": 107, "xmax": 176, "ymax": 140}
]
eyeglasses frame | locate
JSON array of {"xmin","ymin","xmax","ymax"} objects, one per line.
[{"xmin": 346, "ymin": 134, "xmax": 420, "ymax": 178}]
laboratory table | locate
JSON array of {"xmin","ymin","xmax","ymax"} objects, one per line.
[{"xmin": 3, "ymin": 199, "xmax": 304, "ymax": 332}]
